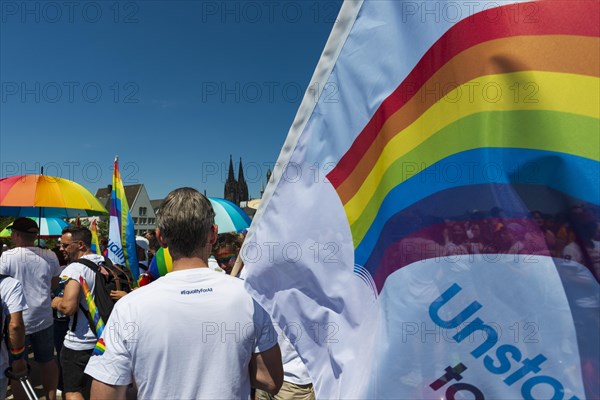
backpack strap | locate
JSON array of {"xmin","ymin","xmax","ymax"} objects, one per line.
[
  {"xmin": 71, "ymin": 258, "xmax": 101, "ymax": 335},
  {"xmin": 77, "ymin": 257, "xmax": 100, "ymax": 273},
  {"xmin": 110, "ymin": 264, "xmax": 133, "ymax": 292},
  {"xmin": 100, "ymin": 258, "xmax": 123, "ymax": 291}
]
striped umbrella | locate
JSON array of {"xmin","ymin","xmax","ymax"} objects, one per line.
[
  {"xmin": 208, "ymin": 197, "xmax": 251, "ymax": 233},
  {"xmin": 0, "ymin": 217, "xmax": 68, "ymax": 238},
  {"xmin": 0, "ymin": 175, "xmax": 107, "ymax": 218}
]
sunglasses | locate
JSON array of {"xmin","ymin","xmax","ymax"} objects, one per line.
[
  {"xmin": 60, "ymin": 241, "xmax": 80, "ymax": 249},
  {"xmin": 216, "ymin": 255, "xmax": 236, "ymax": 265}
]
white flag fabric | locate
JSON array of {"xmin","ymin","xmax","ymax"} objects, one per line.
[{"xmin": 244, "ymin": 1, "xmax": 600, "ymax": 399}]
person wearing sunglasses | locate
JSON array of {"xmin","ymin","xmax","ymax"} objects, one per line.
[{"xmin": 212, "ymin": 232, "xmax": 244, "ymax": 275}]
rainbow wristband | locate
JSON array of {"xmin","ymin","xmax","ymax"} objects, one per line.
[{"xmin": 9, "ymin": 346, "xmax": 25, "ymax": 360}]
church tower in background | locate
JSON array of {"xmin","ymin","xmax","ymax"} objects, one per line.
[
  {"xmin": 238, "ymin": 157, "xmax": 249, "ymax": 203},
  {"xmin": 224, "ymin": 155, "xmax": 239, "ymax": 204},
  {"xmin": 223, "ymin": 155, "xmax": 249, "ymax": 205}
]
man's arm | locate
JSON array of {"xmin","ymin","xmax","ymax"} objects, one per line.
[
  {"xmin": 50, "ymin": 279, "xmax": 80, "ymax": 316},
  {"xmin": 91, "ymin": 379, "xmax": 128, "ymax": 400},
  {"xmin": 7, "ymin": 311, "xmax": 27, "ymax": 376},
  {"xmin": 249, "ymin": 344, "xmax": 283, "ymax": 395}
]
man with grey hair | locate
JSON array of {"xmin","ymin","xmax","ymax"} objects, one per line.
[{"xmin": 86, "ymin": 187, "xmax": 283, "ymax": 399}]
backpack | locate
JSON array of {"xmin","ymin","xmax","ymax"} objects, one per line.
[{"xmin": 72, "ymin": 257, "xmax": 135, "ymax": 337}]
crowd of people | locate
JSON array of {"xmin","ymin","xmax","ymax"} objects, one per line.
[
  {"xmin": 0, "ymin": 187, "xmax": 315, "ymax": 400},
  {"xmin": 382, "ymin": 205, "xmax": 600, "ymax": 283}
]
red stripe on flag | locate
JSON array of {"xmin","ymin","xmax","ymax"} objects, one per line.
[{"xmin": 327, "ymin": 0, "xmax": 600, "ymax": 189}]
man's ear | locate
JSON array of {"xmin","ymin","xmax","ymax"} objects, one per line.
[
  {"xmin": 156, "ymin": 229, "xmax": 168, "ymax": 248},
  {"xmin": 210, "ymin": 224, "xmax": 218, "ymax": 246}
]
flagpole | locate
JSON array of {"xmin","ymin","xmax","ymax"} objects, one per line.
[
  {"xmin": 229, "ymin": 254, "xmax": 244, "ymax": 277},
  {"xmin": 38, "ymin": 166, "xmax": 43, "ymax": 245}
]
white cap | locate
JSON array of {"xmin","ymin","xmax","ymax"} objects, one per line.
[{"xmin": 136, "ymin": 236, "xmax": 149, "ymax": 251}]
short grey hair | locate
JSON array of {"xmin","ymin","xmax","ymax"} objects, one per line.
[{"xmin": 157, "ymin": 187, "xmax": 215, "ymax": 260}]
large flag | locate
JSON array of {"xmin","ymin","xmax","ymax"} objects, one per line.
[
  {"xmin": 107, "ymin": 157, "xmax": 139, "ymax": 281},
  {"xmin": 243, "ymin": 1, "xmax": 599, "ymax": 399}
]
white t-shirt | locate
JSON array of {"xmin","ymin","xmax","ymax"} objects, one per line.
[
  {"xmin": 276, "ymin": 327, "xmax": 312, "ymax": 385},
  {"xmin": 0, "ymin": 247, "xmax": 61, "ymax": 334},
  {"xmin": 0, "ymin": 277, "xmax": 28, "ymax": 372},
  {"xmin": 208, "ymin": 256, "xmax": 225, "ymax": 273},
  {"xmin": 61, "ymin": 254, "xmax": 105, "ymax": 351},
  {"xmin": 85, "ymin": 268, "xmax": 278, "ymax": 399}
]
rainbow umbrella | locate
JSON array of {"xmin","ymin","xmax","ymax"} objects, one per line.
[
  {"xmin": 0, "ymin": 175, "xmax": 107, "ymax": 218},
  {"xmin": 208, "ymin": 197, "xmax": 251, "ymax": 233},
  {"xmin": 0, "ymin": 217, "xmax": 68, "ymax": 238}
]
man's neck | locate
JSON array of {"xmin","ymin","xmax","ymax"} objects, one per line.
[
  {"xmin": 171, "ymin": 256, "xmax": 209, "ymax": 272},
  {"xmin": 78, "ymin": 251, "xmax": 95, "ymax": 258}
]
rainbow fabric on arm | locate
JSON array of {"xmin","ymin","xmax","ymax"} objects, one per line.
[
  {"xmin": 9, "ymin": 346, "xmax": 26, "ymax": 361},
  {"xmin": 92, "ymin": 338, "xmax": 106, "ymax": 356},
  {"xmin": 79, "ymin": 276, "xmax": 105, "ymax": 338}
]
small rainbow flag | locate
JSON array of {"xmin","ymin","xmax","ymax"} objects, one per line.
[
  {"xmin": 79, "ymin": 276, "xmax": 105, "ymax": 338},
  {"xmin": 147, "ymin": 246, "xmax": 173, "ymax": 281},
  {"xmin": 90, "ymin": 219, "xmax": 101, "ymax": 255}
]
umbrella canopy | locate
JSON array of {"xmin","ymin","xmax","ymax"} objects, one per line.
[
  {"xmin": 209, "ymin": 197, "xmax": 251, "ymax": 233},
  {"xmin": 0, "ymin": 217, "xmax": 69, "ymax": 238},
  {"xmin": 0, "ymin": 175, "xmax": 107, "ymax": 218}
]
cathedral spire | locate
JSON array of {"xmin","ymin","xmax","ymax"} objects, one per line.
[
  {"xmin": 238, "ymin": 157, "xmax": 249, "ymax": 202},
  {"xmin": 227, "ymin": 155, "xmax": 235, "ymax": 181},
  {"xmin": 224, "ymin": 154, "xmax": 239, "ymax": 204}
]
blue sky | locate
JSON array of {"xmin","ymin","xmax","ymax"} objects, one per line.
[{"xmin": 0, "ymin": 0, "xmax": 343, "ymax": 200}]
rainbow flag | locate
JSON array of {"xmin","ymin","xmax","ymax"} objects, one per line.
[
  {"xmin": 243, "ymin": 1, "xmax": 599, "ymax": 399},
  {"xmin": 90, "ymin": 219, "xmax": 101, "ymax": 255},
  {"xmin": 147, "ymin": 246, "xmax": 173, "ymax": 281},
  {"xmin": 107, "ymin": 157, "xmax": 139, "ymax": 282},
  {"xmin": 79, "ymin": 276, "xmax": 105, "ymax": 338}
]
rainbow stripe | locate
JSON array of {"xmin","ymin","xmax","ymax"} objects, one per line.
[
  {"xmin": 92, "ymin": 338, "xmax": 106, "ymax": 356},
  {"xmin": 90, "ymin": 219, "xmax": 101, "ymax": 255},
  {"xmin": 79, "ymin": 276, "xmax": 105, "ymax": 338},
  {"xmin": 326, "ymin": 1, "xmax": 600, "ymax": 288},
  {"xmin": 110, "ymin": 157, "xmax": 139, "ymax": 282},
  {"xmin": 147, "ymin": 246, "xmax": 173, "ymax": 280}
]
